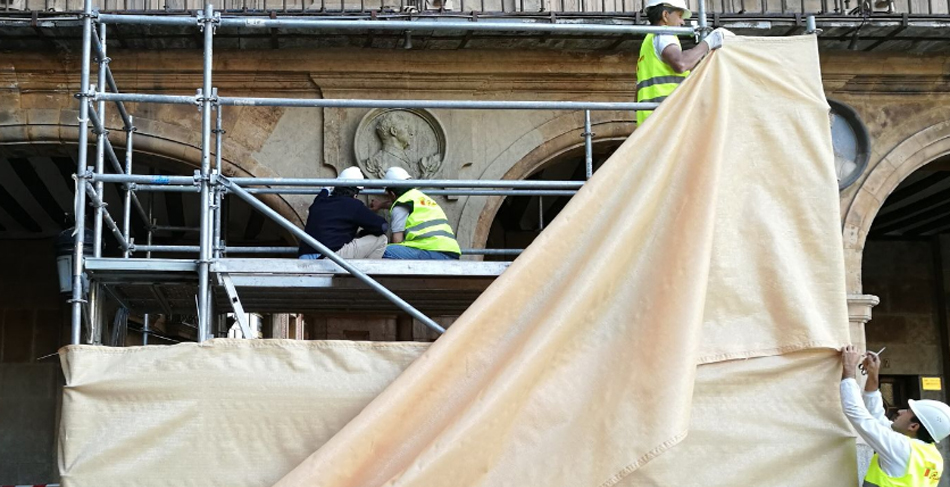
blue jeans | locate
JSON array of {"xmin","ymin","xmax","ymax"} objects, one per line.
[
  {"xmin": 383, "ymin": 245, "xmax": 458, "ymax": 260},
  {"xmin": 299, "ymin": 253, "xmax": 323, "ymax": 260}
]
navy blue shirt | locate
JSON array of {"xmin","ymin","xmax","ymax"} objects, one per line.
[{"xmin": 298, "ymin": 189, "xmax": 389, "ymax": 256}]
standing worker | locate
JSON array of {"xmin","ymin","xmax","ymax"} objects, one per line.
[
  {"xmin": 841, "ymin": 345, "xmax": 949, "ymax": 486},
  {"xmin": 368, "ymin": 167, "xmax": 461, "ymax": 260},
  {"xmin": 298, "ymin": 166, "xmax": 389, "ymax": 260},
  {"xmin": 637, "ymin": 0, "xmax": 726, "ymax": 125}
]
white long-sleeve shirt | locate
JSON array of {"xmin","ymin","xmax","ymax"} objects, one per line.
[{"xmin": 840, "ymin": 378, "xmax": 912, "ymax": 477}]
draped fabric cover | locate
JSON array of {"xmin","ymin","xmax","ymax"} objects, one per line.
[{"xmin": 59, "ymin": 35, "xmax": 855, "ymax": 487}]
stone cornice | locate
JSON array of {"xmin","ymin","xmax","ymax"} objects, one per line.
[{"xmin": 847, "ymin": 294, "xmax": 881, "ymax": 324}]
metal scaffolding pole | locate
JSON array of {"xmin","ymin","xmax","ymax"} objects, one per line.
[
  {"xmin": 86, "ymin": 106, "xmax": 151, "ymax": 224},
  {"xmin": 583, "ymin": 110, "xmax": 593, "ymax": 180},
  {"xmin": 92, "ymin": 173, "xmax": 582, "ymax": 190},
  {"xmin": 197, "ymin": 3, "xmax": 216, "ymax": 342},
  {"xmin": 244, "ymin": 188, "xmax": 578, "ymax": 196},
  {"xmin": 213, "ymin": 101, "xmax": 224, "ymax": 259},
  {"xmin": 122, "ymin": 119, "xmax": 135, "ymax": 258},
  {"xmin": 85, "ymin": 181, "xmax": 131, "ymax": 251},
  {"xmin": 227, "ymin": 177, "xmax": 584, "ymax": 189},
  {"xmin": 220, "ymin": 177, "xmax": 446, "ymax": 335},
  {"xmin": 93, "ymin": 23, "xmax": 107, "ymax": 259},
  {"xmin": 91, "ymin": 25, "xmax": 133, "ymax": 131},
  {"xmin": 71, "ymin": 0, "xmax": 94, "ymax": 345},
  {"xmin": 96, "ymin": 14, "xmax": 696, "ymax": 36},
  {"xmin": 97, "ymin": 92, "xmax": 657, "ymax": 112},
  {"xmin": 128, "ymin": 244, "xmax": 523, "ymax": 256}
]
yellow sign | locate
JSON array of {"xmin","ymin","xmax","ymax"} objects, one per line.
[{"xmin": 922, "ymin": 377, "xmax": 943, "ymax": 391}]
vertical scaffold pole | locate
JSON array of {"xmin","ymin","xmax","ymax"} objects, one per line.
[
  {"xmin": 143, "ymin": 200, "xmax": 153, "ymax": 345},
  {"xmin": 72, "ymin": 0, "xmax": 94, "ymax": 345},
  {"xmin": 213, "ymin": 100, "xmax": 223, "ymax": 259},
  {"xmin": 583, "ymin": 110, "xmax": 593, "ymax": 180},
  {"xmin": 123, "ymin": 116, "xmax": 134, "ymax": 258},
  {"xmin": 697, "ymin": 0, "xmax": 708, "ymax": 40},
  {"xmin": 93, "ymin": 23, "xmax": 107, "ymax": 259},
  {"xmin": 197, "ymin": 3, "xmax": 216, "ymax": 342}
]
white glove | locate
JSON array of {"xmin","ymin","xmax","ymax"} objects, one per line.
[{"xmin": 701, "ymin": 28, "xmax": 726, "ymax": 51}]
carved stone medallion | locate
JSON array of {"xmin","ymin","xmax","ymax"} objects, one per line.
[{"xmin": 354, "ymin": 108, "xmax": 447, "ymax": 180}]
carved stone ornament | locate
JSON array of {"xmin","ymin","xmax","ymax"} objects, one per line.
[{"xmin": 354, "ymin": 108, "xmax": 447, "ymax": 180}]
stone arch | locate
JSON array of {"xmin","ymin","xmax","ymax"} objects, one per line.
[
  {"xmin": 457, "ymin": 111, "xmax": 634, "ymax": 251},
  {"xmin": 842, "ymin": 120, "xmax": 950, "ymax": 293},
  {"xmin": 0, "ymin": 109, "xmax": 303, "ymax": 226}
]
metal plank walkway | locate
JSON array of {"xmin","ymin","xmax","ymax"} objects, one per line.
[{"xmin": 85, "ymin": 258, "xmax": 511, "ymax": 315}]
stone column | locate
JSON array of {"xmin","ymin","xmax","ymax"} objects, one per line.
[{"xmin": 847, "ymin": 293, "xmax": 880, "ymax": 486}]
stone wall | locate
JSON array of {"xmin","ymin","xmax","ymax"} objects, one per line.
[
  {"xmin": 0, "ymin": 238, "xmax": 66, "ymax": 485},
  {"xmin": 862, "ymin": 239, "xmax": 942, "ymax": 376}
]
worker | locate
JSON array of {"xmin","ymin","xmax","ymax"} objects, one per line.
[
  {"xmin": 840, "ymin": 345, "xmax": 949, "ymax": 486},
  {"xmin": 298, "ymin": 166, "xmax": 389, "ymax": 260},
  {"xmin": 368, "ymin": 166, "xmax": 462, "ymax": 260},
  {"xmin": 636, "ymin": 0, "xmax": 726, "ymax": 125}
]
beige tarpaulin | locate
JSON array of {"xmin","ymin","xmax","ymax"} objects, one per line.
[{"xmin": 59, "ymin": 34, "xmax": 854, "ymax": 487}]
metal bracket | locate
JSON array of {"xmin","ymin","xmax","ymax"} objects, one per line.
[
  {"xmin": 197, "ymin": 10, "xmax": 221, "ymax": 32},
  {"xmin": 195, "ymin": 88, "xmax": 219, "ymax": 110},
  {"xmin": 220, "ymin": 273, "xmax": 255, "ymax": 339}
]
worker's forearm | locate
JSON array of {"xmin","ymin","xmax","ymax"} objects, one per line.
[
  {"xmin": 865, "ymin": 373, "xmax": 880, "ymax": 393},
  {"xmin": 679, "ymin": 44, "xmax": 710, "ymax": 72},
  {"xmin": 842, "ymin": 367, "xmax": 856, "ymax": 381}
]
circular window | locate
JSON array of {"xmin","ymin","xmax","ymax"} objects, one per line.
[{"xmin": 828, "ymin": 99, "xmax": 871, "ymax": 191}]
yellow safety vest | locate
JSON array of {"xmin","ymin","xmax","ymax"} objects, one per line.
[
  {"xmin": 864, "ymin": 440, "xmax": 943, "ymax": 487},
  {"xmin": 391, "ymin": 189, "xmax": 461, "ymax": 255},
  {"xmin": 636, "ymin": 33, "xmax": 690, "ymax": 125}
]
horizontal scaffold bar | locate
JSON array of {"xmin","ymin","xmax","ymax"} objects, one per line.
[
  {"xmin": 96, "ymin": 14, "xmax": 696, "ymax": 36},
  {"xmin": 90, "ymin": 173, "xmax": 584, "ymax": 190},
  {"xmin": 130, "ymin": 245, "xmax": 523, "ymax": 255},
  {"xmin": 94, "ymin": 92, "xmax": 657, "ymax": 111},
  {"xmin": 244, "ymin": 188, "xmax": 578, "ymax": 196},
  {"xmin": 227, "ymin": 177, "xmax": 584, "ymax": 189}
]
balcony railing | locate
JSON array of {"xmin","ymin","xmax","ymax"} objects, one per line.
[{"xmin": 3, "ymin": 0, "xmax": 948, "ymax": 16}]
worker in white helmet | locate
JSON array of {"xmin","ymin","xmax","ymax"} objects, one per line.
[
  {"xmin": 367, "ymin": 166, "xmax": 461, "ymax": 260},
  {"xmin": 298, "ymin": 166, "xmax": 389, "ymax": 260},
  {"xmin": 841, "ymin": 345, "xmax": 948, "ymax": 486},
  {"xmin": 636, "ymin": 0, "xmax": 727, "ymax": 125}
]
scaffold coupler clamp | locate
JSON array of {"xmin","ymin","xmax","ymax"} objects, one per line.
[
  {"xmin": 196, "ymin": 88, "xmax": 219, "ymax": 111},
  {"xmin": 197, "ymin": 9, "xmax": 221, "ymax": 33}
]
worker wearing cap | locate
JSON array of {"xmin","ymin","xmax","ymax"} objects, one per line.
[
  {"xmin": 637, "ymin": 0, "xmax": 726, "ymax": 125},
  {"xmin": 368, "ymin": 167, "xmax": 461, "ymax": 260},
  {"xmin": 841, "ymin": 345, "xmax": 948, "ymax": 486},
  {"xmin": 298, "ymin": 166, "xmax": 389, "ymax": 260}
]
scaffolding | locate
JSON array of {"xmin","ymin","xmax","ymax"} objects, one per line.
[{"xmin": 70, "ymin": 0, "xmax": 716, "ymax": 345}]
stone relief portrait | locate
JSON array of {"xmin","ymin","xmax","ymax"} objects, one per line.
[{"xmin": 354, "ymin": 109, "xmax": 447, "ymax": 180}]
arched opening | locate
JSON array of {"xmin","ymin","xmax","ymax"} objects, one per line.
[
  {"xmin": 0, "ymin": 142, "xmax": 296, "ymax": 346},
  {"xmin": 483, "ymin": 139, "xmax": 623, "ymax": 260},
  {"xmin": 860, "ymin": 153, "xmax": 950, "ymax": 416}
]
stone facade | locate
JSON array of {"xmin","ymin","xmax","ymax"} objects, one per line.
[{"xmin": 3, "ymin": 38, "xmax": 950, "ymax": 485}]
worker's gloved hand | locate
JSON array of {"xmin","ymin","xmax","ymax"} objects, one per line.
[{"xmin": 702, "ymin": 28, "xmax": 727, "ymax": 51}]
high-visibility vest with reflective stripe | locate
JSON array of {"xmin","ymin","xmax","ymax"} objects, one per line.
[
  {"xmin": 636, "ymin": 33, "xmax": 690, "ymax": 125},
  {"xmin": 864, "ymin": 440, "xmax": 943, "ymax": 487},
  {"xmin": 391, "ymin": 189, "xmax": 461, "ymax": 255}
]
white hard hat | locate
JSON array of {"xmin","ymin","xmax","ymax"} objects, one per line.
[
  {"xmin": 909, "ymin": 399, "xmax": 950, "ymax": 443},
  {"xmin": 645, "ymin": 0, "xmax": 692, "ymax": 18},
  {"xmin": 338, "ymin": 166, "xmax": 365, "ymax": 181},
  {"xmin": 384, "ymin": 167, "xmax": 412, "ymax": 181},
  {"xmin": 336, "ymin": 166, "xmax": 365, "ymax": 191}
]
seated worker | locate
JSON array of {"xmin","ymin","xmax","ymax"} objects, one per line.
[
  {"xmin": 298, "ymin": 166, "xmax": 389, "ymax": 260},
  {"xmin": 637, "ymin": 0, "xmax": 725, "ymax": 125},
  {"xmin": 368, "ymin": 167, "xmax": 461, "ymax": 260},
  {"xmin": 841, "ymin": 345, "xmax": 949, "ymax": 487}
]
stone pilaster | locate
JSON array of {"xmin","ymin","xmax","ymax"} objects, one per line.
[{"xmin": 847, "ymin": 293, "xmax": 881, "ymax": 486}]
